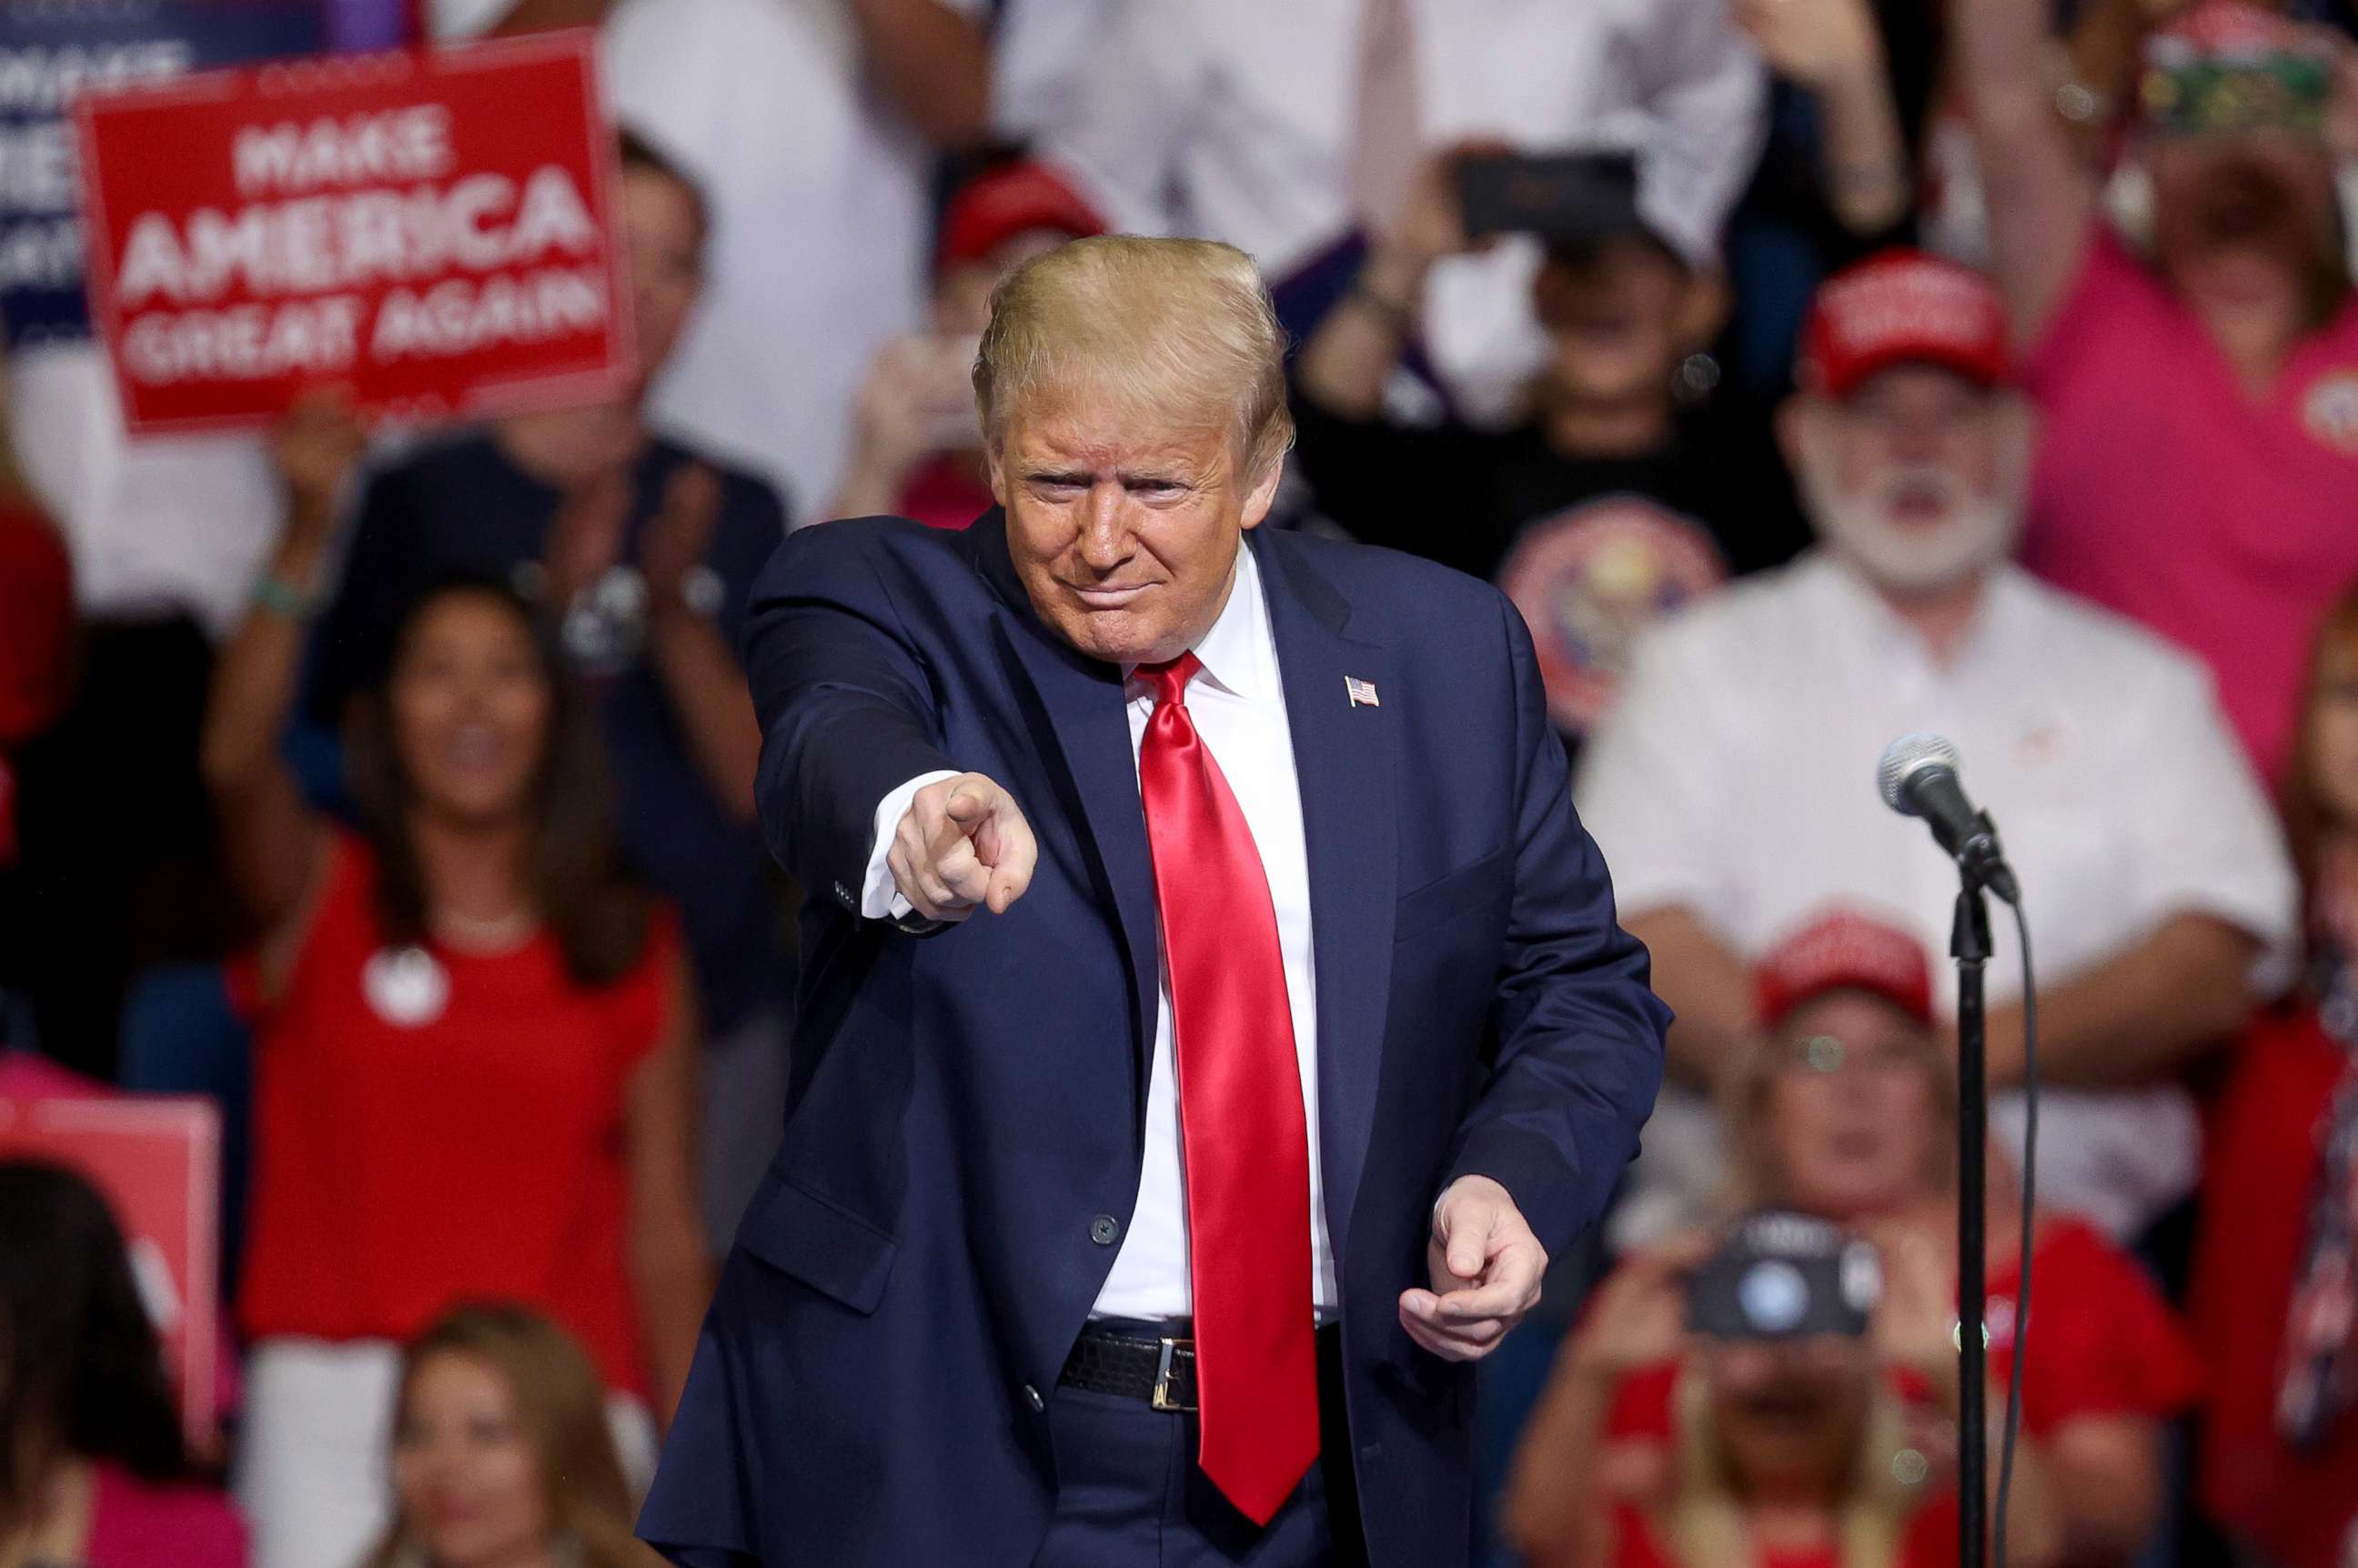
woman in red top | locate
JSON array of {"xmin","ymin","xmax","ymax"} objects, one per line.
[
  {"xmin": 204, "ymin": 401, "xmax": 710, "ymax": 1568},
  {"xmin": 2193, "ymin": 585, "xmax": 2358, "ymax": 1568},
  {"xmin": 1507, "ymin": 909, "xmax": 2195, "ymax": 1568}
]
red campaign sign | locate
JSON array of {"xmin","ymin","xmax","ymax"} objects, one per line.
[
  {"xmin": 72, "ymin": 31, "xmax": 633, "ymax": 433},
  {"xmin": 0, "ymin": 1092, "xmax": 221, "ymax": 1445}
]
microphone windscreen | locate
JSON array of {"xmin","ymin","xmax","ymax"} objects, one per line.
[{"xmin": 1876, "ymin": 732, "xmax": 1961, "ymax": 814}]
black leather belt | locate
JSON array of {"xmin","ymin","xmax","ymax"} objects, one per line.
[
  {"xmin": 1059, "ymin": 1322, "xmax": 1342, "ymax": 1413},
  {"xmin": 1060, "ymin": 1326, "xmax": 1201, "ymax": 1411}
]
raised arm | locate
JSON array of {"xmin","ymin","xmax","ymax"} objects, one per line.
[
  {"xmin": 742, "ymin": 524, "xmax": 952, "ymax": 895},
  {"xmin": 1295, "ymin": 145, "xmax": 1505, "ymax": 419},
  {"xmin": 1955, "ymin": 0, "xmax": 2099, "ymax": 348},
  {"xmin": 1505, "ymin": 1241, "xmax": 1700, "ymax": 1568},
  {"xmin": 640, "ymin": 464, "xmax": 768, "ymax": 823},
  {"xmin": 198, "ymin": 397, "xmax": 362, "ymax": 988},
  {"xmin": 849, "ymin": 0, "xmax": 992, "ymax": 147},
  {"xmin": 1735, "ymin": 0, "xmax": 1913, "ymax": 237}
]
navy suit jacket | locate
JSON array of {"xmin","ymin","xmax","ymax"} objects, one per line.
[{"xmin": 640, "ymin": 512, "xmax": 1669, "ymax": 1568}]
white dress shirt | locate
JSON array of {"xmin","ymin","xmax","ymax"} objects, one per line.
[
  {"xmin": 1038, "ymin": 0, "xmax": 1766, "ymax": 424},
  {"xmin": 862, "ymin": 546, "xmax": 1338, "ymax": 1320},
  {"xmin": 1576, "ymin": 551, "xmax": 2298, "ymax": 1242}
]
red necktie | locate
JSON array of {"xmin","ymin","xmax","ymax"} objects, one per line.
[{"xmin": 1134, "ymin": 652, "xmax": 1320, "ymax": 1525}]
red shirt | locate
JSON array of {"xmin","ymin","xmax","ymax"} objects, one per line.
[
  {"xmin": 0, "ymin": 500, "xmax": 71, "ymax": 743},
  {"xmin": 1607, "ymin": 1218, "xmax": 2202, "ymax": 1444},
  {"xmin": 2192, "ymin": 1005, "xmax": 2358, "ymax": 1568},
  {"xmin": 1607, "ymin": 1498, "xmax": 1959, "ymax": 1568},
  {"xmin": 0, "ymin": 501, "xmax": 72, "ymax": 866},
  {"xmin": 2022, "ymin": 234, "xmax": 2358, "ymax": 780},
  {"xmin": 894, "ymin": 452, "xmax": 992, "ymax": 530},
  {"xmin": 87, "ymin": 1462, "xmax": 245, "ymax": 1568},
  {"xmin": 236, "ymin": 835, "xmax": 676, "ymax": 1396}
]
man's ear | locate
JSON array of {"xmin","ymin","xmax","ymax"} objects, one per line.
[
  {"xmin": 1238, "ymin": 453, "xmax": 1287, "ymax": 531},
  {"xmin": 984, "ymin": 439, "xmax": 1009, "ymax": 508},
  {"xmin": 1675, "ymin": 269, "xmax": 1731, "ymax": 353}
]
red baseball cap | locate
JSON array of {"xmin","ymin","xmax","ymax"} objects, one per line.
[
  {"xmin": 1754, "ymin": 909, "xmax": 1936, "ymax": 1031},
  {"xmin": 2146, "ymin": 0, "xmax": 2321, "ymax": 65},
  {"xmin": 1797, "ymin": 248, "xmax": 2011, "ymax": 399},
  {"xmin": 936, "ymin": 160, "xmax": 1103, "ymax": 276}
]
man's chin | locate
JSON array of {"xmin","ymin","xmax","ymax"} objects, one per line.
[{"xmin": 1045, "ymin": 606, "xmax": 1171, "ymax": 668}]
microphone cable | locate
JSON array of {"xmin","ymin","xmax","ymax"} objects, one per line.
[{"xmin": 1994, "ymin": 892, "xmax": 2038, "ymax": 1568}]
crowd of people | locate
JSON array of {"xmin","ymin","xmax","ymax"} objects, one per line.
[{"xmin": 5, "ymin": 0, "xmax": 2358, "ymax": 1563}]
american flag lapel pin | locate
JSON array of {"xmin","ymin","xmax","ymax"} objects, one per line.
[{"xmin": 1345, "ymin": 676, "xmax": 1381, "ymax": 709}]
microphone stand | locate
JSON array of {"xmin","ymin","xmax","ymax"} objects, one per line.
[{"xmin": 1951, "ymin": 863, "xmax": 1995, "ymax": 1568}]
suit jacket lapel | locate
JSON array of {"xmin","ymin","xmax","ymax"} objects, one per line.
[
  {"xmin": 968, "ymin": 516, "xmax": 1162, "ymax": 1123},
  {"xmin": 1252, "ymin": 530, "xmax": 1398, "ymax": 1261}
]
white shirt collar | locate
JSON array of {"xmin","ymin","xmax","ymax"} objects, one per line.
[{"xmin": 1129, "ymin": 538, "xmax": 1279, "ymax": 705}]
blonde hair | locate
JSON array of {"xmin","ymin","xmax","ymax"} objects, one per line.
[
  {"xmin": 363, "ymin": 1303, "xmax": 659, "ymax": 1568},
  {"xmin": 972, "ymin": 235, "xmax": 1295, "ymax": 480},
  {"xmin": 1718, "ymin": 1011, "xmax": 1957, "ymax": 1219},
  {"xmin": 1661, "ymin": 1361, "xmax": 1918, "ymax": 1568}
]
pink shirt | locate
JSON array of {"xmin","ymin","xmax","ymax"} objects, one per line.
[
  {"xmin": 2021, "ymin": 234, "xmax": 2358, "ymax": 780},
  {"xmin": 87, "ymin": 1463, "xmax": 246, "ymax": 1568}
]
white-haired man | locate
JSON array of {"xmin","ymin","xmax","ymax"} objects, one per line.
[
  {"xmin": 640, "ymin": 236, "xmax": 1668, "ymax": 1566},
  {"xmin": 1577, "ymin": 248, "xmax": 2295, "ymax": 1249}
]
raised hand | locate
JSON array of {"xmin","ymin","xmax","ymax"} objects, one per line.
[
  {"xmin": 269, "ymin": 389, "xmax": 367, "ymax": 547},
  {"xmin": 1733, "ymin": 0, "xmax": 1885, "ymax": 89},
  {"xmin": 640, "ymin": 461, "xmax": 724, "ymax": 613},
  {"xmin": 1567, "ymin": 1230, "xmax": 1712, "ymax": 1377},
  {"xmin": 886, "ymin": 771, "xmax": 1039, "ymax": 922}
]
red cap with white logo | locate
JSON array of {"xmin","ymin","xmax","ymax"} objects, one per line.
[
  {"xmin": 1797, "ymin": 248, "xmax": 2012, "ymax": 399},
  {"xmin": 935, "ymin": 160, "xmax": 1104, "ymax": 276},
  {"xmin": 1754, "ymin": 908, "xmax": 1937, "ymax": 1030}
]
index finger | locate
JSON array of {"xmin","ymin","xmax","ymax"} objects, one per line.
[{"xmin": 984, "ymin": 808, "xmax": 1038, "ymax": 914}]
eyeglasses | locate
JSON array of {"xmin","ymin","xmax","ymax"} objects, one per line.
[{"xmin": 1779, "ymin": 1033, "xmax": 1934, "ymax": 1076}]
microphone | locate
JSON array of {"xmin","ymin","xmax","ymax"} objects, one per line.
[{"xmin": 1877, "ymin": 734, "xmax": 2020, "ymax": 904}]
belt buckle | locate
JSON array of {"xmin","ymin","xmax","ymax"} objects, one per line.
[{"xmin": 1150, "ymin": 1337, "xmax": 1194, "ymax": 1412}]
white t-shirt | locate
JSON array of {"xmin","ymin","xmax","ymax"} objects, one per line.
[
  {"xmin": 1576, "ymin": 550, "xmax": 2297, "ymax": 1242},
  {"xmin": 596, "ymin": 0, "xmax": 989, "ymax": 519},
  {"xmin": 1040, "ymin": 0, "xmax": 1766, "ymax": 424}
]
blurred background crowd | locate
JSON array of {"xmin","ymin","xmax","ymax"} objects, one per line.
[{"xmin": 6, "ymin": 0, "xmax": 2358, "ymax": 1563}]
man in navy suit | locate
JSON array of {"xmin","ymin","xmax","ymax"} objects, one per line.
[{"xmin": 640, "ymin": 236, "xmax": 1668, "ymax": 1567}]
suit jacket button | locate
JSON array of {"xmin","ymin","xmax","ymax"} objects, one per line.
[
  {"xmin": 1023, "ymin": 1382, "xmax": 1046, "ymax": 1413},
  {"xmin": 1089, "ymin": 1213, "xmax": 1120, "ymax": 1246}
]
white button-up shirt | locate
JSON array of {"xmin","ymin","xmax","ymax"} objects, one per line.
[
  {"xmin": 863, "ymin": 545, "xmax": 1336, "ymax": 1319},
  {"xmin": 1577, "ymin": 551, "xmax": 2297, "ymax": 1242},
  {"xmin": 1039, "ymin": 0, "xmax": 1766, "ymax": 423}
]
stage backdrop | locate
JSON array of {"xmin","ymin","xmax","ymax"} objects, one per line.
[
  {"xmin": 0, "ymin": 0, "xmax": 410, "ymax": 351},
  {"xmin": 73, "ymin": 28, "xmax": 632, "ymax": 432}
]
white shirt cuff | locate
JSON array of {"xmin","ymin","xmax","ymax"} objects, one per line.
[{"xmin": 862, "ymin": 769, "xmax": 962, "ymax": 920}]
